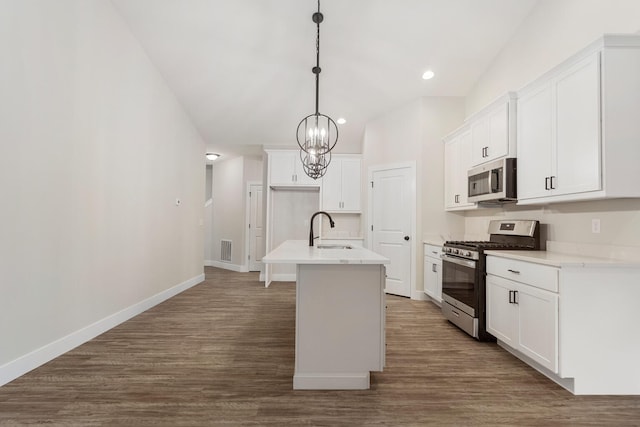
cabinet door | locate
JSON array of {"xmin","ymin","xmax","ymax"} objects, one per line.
[
  {"xmin": 487, "ymin": 103, "xmax": 509, "ymax": 160},
  {"xmin": 517, "ymin": 285, "xmax": 559, "ymax": 373},
  {"xmin": 340, "ymin": 158, "xmax": 361, "ymax": 211},
  {"xmin": 444, "ymin": 138, "xmax": 459, "ymax": 209},
  {"xmin": 423, "ymin": 256, "xmax": 442, "ymax": 303},
  {"xmin": 294, "ymin": 160, "xmax": 318, "ymax": 185},
  {"xmin": 486, "ymin": 275, "xmax": 518, "ymax": 347},
  {"xmin": 321, "ymin": 160, "xmax": 342, "ymax": 210},
  {"xmin": 553, "ymin": 52, "xmax": 602, "ymax": 197},
  {"xmin": 269, "ymin": 152, "xmax": 296, "ymax": 185},
  {"xmin": 470, "ymin": 102, "xmax": 509, "ymax": 166},
  {"xmin": 444, "ymin": 131, "xmax": 474, "ymax": 210},
  {"xmin": 470, "ymin": 116, "xmax": 490, "ymax": 166},
  {"xmin": 456, "ymin": 130, "xmax": 473, "ymax": 206},
  {"xmin": 517, "ymin": 84, "xmax": 554, "ymax": 200}
]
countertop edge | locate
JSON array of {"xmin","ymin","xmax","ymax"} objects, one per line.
[{"xmin": 484, "ymin": 250, "xmax": 640, "ymax": 268}]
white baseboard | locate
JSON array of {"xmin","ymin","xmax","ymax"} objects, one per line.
[
  {"xmin": 270, "ymin": 273, "xmax": 296, "ymax": 282},
  {"xmin": 293, "ymin": 372, "xmax": 370, "ymax": 390},
  {"xmin": 0, "ymin": 273, "xmax": 205, "ymax": 387},
  {"xmin": 204, "ymin": 260, "xmax": 248, "ymax": 273}
]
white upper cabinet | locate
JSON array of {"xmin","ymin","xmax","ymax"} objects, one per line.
[
  {"xmin": 517, "ymin": 53, "xmax": 601, "ymax": 201},
  {"xmin": 444, "ymin": 126, "xmax": 475, "ymax": 211},
  {"xmin": 268, "ymin": 150, "xmax": 318, "ymax": 187},
  {"xmin": 517, "ymin": 34, "xmax": 640, "ymax": 205},
  {"xmin": 321, "ymin": 156, "xmax": 361, "ymax": 212},
  {"xmin": 469, "ymin": 93, "xmax": 516, "ymax": 167}
]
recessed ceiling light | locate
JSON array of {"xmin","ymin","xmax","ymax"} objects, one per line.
[
  {"xmin": 422, "ymin": 70, "xmax": 435, "ymax": 80},
  {"xmin": 337, "ymin": 118, "xmax": 346, "ymax": 125},
  {"xmin": 205, "ymin": 153, "xmax": 220, "ymax": 161}
]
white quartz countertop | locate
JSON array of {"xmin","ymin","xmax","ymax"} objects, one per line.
[
  {"xmin": 484, "ymin": 250, "xmax": 640, "ymax": 268},
  {"xmin": 262, "ymin": 240, "xmax": 389, "ymax": 265}
]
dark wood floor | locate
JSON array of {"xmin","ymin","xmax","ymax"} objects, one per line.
[{"xmin": 1, "ymin": 267, "xmax": 639, "ymax": 426}]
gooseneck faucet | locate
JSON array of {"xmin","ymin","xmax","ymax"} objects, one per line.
[{"xmin": 309, "ymin": 211, "xmax": 335, "ymax": 246}]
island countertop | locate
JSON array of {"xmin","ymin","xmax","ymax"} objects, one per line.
[{"xmin": 262, "ymin": 240, "xmax": 390, "ymax": 265}]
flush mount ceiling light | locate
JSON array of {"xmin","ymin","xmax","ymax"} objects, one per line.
[
  {"xmin": 422, "ymin": 70, "xmax": 435, "ymax": 80},
  {"xmin": 205, "ymin": 153, "xmax": 220, "ymax": 161},
  {"xmin": 296, "ymin": 0, "xmax": 338, "ymax": 180}
]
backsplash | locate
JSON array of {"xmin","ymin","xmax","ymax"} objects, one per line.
[
  {"xmin": 464, "ymin": 198, "xmax": 640, "ymax": 248},
  {"xmin": 321, "ymin": 213, "xmax": 362, "ymax": 239}
]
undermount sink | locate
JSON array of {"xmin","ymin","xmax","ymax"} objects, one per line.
[{"xmin": 316, "ymin": 244, "xmax": 353, "ymax": 250}]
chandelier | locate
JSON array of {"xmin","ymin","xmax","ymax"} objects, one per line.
[{"xmin": 296, "ymin": 0, "xmax": 338, "ymax": 180}]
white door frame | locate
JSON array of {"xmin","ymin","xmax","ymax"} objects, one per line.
[
  {"xmin": 367, "ymin": 161, "xmax": 417, "ymax": 299},
  {"xmin": 245, "ymin": 181, "xmax": 263, "ymax": 273}
]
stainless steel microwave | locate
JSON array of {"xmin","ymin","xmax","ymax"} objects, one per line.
[{"xmin": 467, "ymin": 158, "xmax": 517, "ymax": 203}]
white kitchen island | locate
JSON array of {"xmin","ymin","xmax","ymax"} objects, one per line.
[{"xmin": 262, "ymin": 240, "xmax": 389, "ymax": 390}]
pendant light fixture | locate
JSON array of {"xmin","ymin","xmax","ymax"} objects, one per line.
[{"xmin": 296, "ymin": 0, "xmax": 338, "ymax": 180}]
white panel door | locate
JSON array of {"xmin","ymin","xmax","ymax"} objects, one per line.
[
  {"xmin": 249, "ymin": 184, "xmax": 264, "ymax": 271},
  {"xmin": 372, "ymin": 167, "xmax": 412, "ymax": 297}
]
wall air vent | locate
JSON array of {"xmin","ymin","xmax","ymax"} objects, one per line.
[{"xmin": 221, "ymin": 239, "xmax": 232, "ymax": 263}]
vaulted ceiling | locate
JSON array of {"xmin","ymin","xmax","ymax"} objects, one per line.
[{"xmin": 112, "ymin": 0, "xmax": 538, "ymax": 157}]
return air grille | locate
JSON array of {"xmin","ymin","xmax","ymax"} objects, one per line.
[{"xmin": 220, "ymin": 239, "xmax": 232, "ymax": 262}]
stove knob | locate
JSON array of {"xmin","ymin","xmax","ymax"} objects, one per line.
[
  {"xmin": 454, "ymin": 249, "xmax": 459, "ymax": 255},
  {"xmin": 465, "ymin": 251, "xmax": 472, "ymax": 257}
]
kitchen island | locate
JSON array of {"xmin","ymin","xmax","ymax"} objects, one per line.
[{"xmin": 262, "ymin": 240, "xmax": 389, "ymax": 390}]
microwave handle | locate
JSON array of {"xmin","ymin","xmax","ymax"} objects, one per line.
[{"xmin": 490, "ymin": 169, "xmax": 500, "ymax": 193}]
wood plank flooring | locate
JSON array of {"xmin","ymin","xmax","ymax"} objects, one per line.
[{"xmin": 1, "ymin": 267, "xmax": 639, "ymax": 426}]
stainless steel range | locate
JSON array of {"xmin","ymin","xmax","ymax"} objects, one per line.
[{"xmin": 441, "ymin": 219, "xmax": 541, "ymax": 341}]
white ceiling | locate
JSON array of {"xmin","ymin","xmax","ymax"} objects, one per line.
[{"xmin": 112, "ymin": 0, "xmax": 538, "ymax": 158}]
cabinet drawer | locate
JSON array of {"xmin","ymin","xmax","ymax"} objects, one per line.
[
  {"xmin": 486, "ymin": 256, "xmax": 558, "ymax": 293},
  {"xmin": 424, "ymin": 244, "xmax": 442, "ymax": 258}
]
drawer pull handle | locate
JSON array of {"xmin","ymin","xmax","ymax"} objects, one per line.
[
  {"xmin": 507, "ymin": 269, "xmax": 520, "ymax": 274},
  {"xmin": 432, "ymin": 251, "xmax": 439, "ymax": 255},
  {"xmin": 451, "ymin": 309, "xmax": 460, "ymax": 318}
]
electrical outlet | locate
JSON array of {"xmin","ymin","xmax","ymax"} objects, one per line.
[{"xmin": 591, "ymin": 218, "xmax": 601, "ymax": 234}]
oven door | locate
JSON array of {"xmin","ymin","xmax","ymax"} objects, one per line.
[{"xmin": 441, "ymin": 254, "xmax": 478, "ymax": 316}]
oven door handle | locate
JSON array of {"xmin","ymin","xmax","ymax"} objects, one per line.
[{"xmin": 441, "ymin": 254, "xmax": 477, "ymax": 269}]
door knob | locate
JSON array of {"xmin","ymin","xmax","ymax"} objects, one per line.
[{"xmin": 404, "ymin": 235, "xmax": 410, "ymax": 241}]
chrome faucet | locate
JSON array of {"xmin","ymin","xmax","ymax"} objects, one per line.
[{"xmin": 309, "ymin": 211, "xmax": 335, "ymax": 246}]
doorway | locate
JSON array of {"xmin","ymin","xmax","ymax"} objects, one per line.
[
  {"xmin": 246, "ymin": 182, "xmax": 264, "ymax": 272},
  {"xmin": 368, "ymin": 163, "xmax": 415, "ymax": 297}
]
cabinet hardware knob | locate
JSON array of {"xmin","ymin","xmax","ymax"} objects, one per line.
[{"xmin": 404, "ymin": 236, "xmax": 410, "ymax": 241}]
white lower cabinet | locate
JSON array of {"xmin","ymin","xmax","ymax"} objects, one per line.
[
  {"xmin": 486, "ymin": 274, "xmax": 558, "ymax": 372},
  {"xmin": 423, "ymin": 244, "xmax": 442, "ymax": 303},
  {"xmin": 486, "ymin": 253, "xmax": 640, "ymax": 395}
]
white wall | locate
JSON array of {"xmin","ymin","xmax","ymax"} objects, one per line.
[
  {"xmin": 419, "ymin": 97, "xmax": 468, "ymax": 242},
  {"xmin": 362, "ymin": 97, "xmax": 466, "ymax": 296},
  {"xmin": 467, "ymin": 0, "xmax": 640, "ymax": 115},
  {"xmin": 463, "ymin": 0, "xmax": 640, "ymax": 247},
  {"xmin": 0, "ymin": 0, "xmax": 205, "ymax": 375},
  {"xmin": 211, "ymin": 156, "xmax": 244, "ymax": 267}
]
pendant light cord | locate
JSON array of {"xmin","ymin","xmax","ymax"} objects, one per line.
[{"xmin": 314, "ymin": 0, "xmax": 321, "ymax": 115}]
